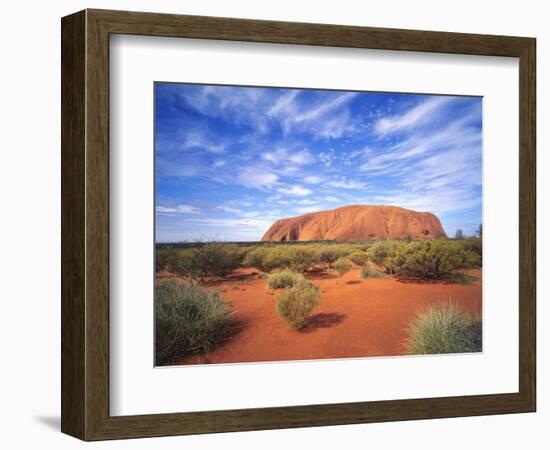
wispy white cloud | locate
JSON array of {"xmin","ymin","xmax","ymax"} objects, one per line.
[
  {"xmin": 237, "ymin": 167, "xmax": 279, "ymax": 189},
  {"xmin": 270, "ymin": 91, "xmax": 358, "ymax": 139},
  {"xmin": 262, "ymin": 148, "xmax": 314, "ymax": 165},
  {"xmin": 218, "ymin": 206, "xmax": 242, "ymax": 215},
  {"xmin": 375, "ymin": 97, "xmax": 452, "ymax": 135},
  {"xmin": 269, "ymin": 90, "xmax": 300, "ymax": 116},
  {"xmin": 277, "ymin": 185, "xmax": 312, "ymax": 196},
  {"xmin": 361, "ymin": 105, "xmax": 482, "ymax": 175},
  {"xmin": 184, "ymin": 217, "xmax": 272, "ymax": 230},
  {"xmin": 296, "ymin": 199, "xmax": 318, "ymax": 205},
  {"xmin": 303, "ymin": 175, "xmax": 324, "ymax": 184},
  {"xmin": 156, "ymin": 204, "xmax": 201, "ymax": 215},
  {"xmin": 180, "ymin": 130, "xmax": 226, "ymax": 154}
]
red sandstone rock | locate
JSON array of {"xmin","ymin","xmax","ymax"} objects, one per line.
[{"xmin": 261, "ymin": 205, "xmax": 447, "ymax": 241}]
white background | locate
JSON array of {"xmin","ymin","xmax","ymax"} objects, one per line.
[
  {"xmin": 110, "ymin": 35, "xmax": 519, "ymax": 416},
  {"xmin": 0, "ymin": 0, "xmax": 547, "ymax": 449}
]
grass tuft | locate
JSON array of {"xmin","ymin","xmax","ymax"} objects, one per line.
[
  {"xmin": 155, "ymin": 279, "xmax": 234, "ymax": 365},
  {"xmin": 407, "ymin": 302, "xmax": 482, "ymax": 355}
]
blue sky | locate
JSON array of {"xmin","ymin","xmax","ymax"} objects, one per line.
[{"xmin": 155, "ymin": 83, "xmax": 482, "ymax": 243}]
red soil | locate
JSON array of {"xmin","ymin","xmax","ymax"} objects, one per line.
[{"xmin": 170, "ymin": 268, "xmax": 482, "ymax": 366}]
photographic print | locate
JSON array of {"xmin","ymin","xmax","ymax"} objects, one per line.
[{"xmin": 154, "ymin": 83, "xmax": 482, "ymax": 367}]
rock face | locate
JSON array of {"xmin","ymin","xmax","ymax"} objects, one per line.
[{"xmin": 261, "ymin": 205, "xmax": 446, "ymax": 242}]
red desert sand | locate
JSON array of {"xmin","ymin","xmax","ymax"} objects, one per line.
[
  {"xmin": 167, "ymin": 267, "xmax": 482, "ymax": 366},
  {"xmin": 262, "ymin": 205, "xmax": 447, "ymax": 242}
]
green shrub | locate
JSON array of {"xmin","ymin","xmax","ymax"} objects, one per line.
[
  {"xmin": 168, "ymin": 244, "xmax": 243, "ymax": 281},
  {"xmin": 155, "ymin": 279, "xmax": 234, "ymax": 365},
  {"xmin": 460, "ymin": 238, "xmax": 482, "ymax": 263},
  {"xmin": 286, "ymin": 247, "xmax": 320, "ymax": 271},
  {"xmin": 367, "ymin": 241, "xmax": 406, "ymax": 268},
  {"xmin": 318, "ymin": 247, "xmax": 341, "ymax": 266},
  {"xmin": 390, "ymin": 240, "xmax": 480, "ymax": 279},
  {"xmin": 317, "ymin": 245, "xmax": 355, "ymax": 266},
  {"xmin": 267, "ymin": 270, "xmax": 306, "ymax": 289},
  {"xmin": 349, "ymin": 251, "xmax": 369, "ymax": 266},
  {"xmin": 277, "ymin": 281, "xmax": 321, "ymax": 330},
  {"xmin": 243, "ymin": 245, "xmax": 320, "ymax": 272},
  {"xmin": 333, "ymin": 257, "xmax": 351, "ymax": 276},
  {"xmin": 360, "ymin": 265, "xmax": 384, "ymax": 279},
  {"xmin": 407, "ymin": 303, "xmax": 482, "ymax": 354},
  {"xmin": 243, "ymin": 247, "xmax": 269, "ymax": 271},
  {"xmin": 170, "ymin": 248, "xmax": 202, "ymax": 280},
  {"xmin": 194, "ymin": 243, "xmax": 243, "ymax": 276},
  {"xmin": 155, "ymin": 248, "xmax": 174, "ymax": 272}
]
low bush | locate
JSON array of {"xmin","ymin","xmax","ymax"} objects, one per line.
[
  {"xmin": 389, "ymin": 240, "xmax": 480, "ymax": 279},
  {"xmin": 460, "ymin": 238, "xmax": 482, "ymax": 264},
  {"xmin": 169, "ymin": 244, "xmax": 243, "ymax": 281},
  {"xmin": 193, "ymin": 243, "xmax": 243, "ymax": 276},
  {"xmin": 367, "ymin": 240, "xmax": 481, "ymax": 279},
  {"xmin": 243, "ymin": 245, "xmax": 321, "ymax": 272},
  {"xmin": 155, "ymin": 279, "xmax": 234, "ymax": 365},
  {"xmin": 267, "ymin": 270, "xmax": 306, "ymax": 289},
  {"xmin": 170, "ymin": 248, "xmax": 202, "ymax": 280},
  {"xmin": 317, "ymin": 245, "xmax": 356, "ymax": 267},
  {"xmin": 286, "ymin": 247, "xmax": 320, "ymax": 271},
  {"xmin": 277, "ymin": 281, "xmax": 321, "ymax": 330},
  {"xmin": 360, "ymin": 265, "xmax": 385, "ymax": 279},
  {"xmin": 155, "ymin": 248, "xmax": 174, "ymax": 272},
  {"xmin": 367, "ymin": 241, "xmax": 407, "ymax": 268},
  {"xmin": 407, "ymin": 303, "xmax": 482, "ymax": 354},
  {"xmin": 242, "ymin": 246, "xmax": 269, "ymax": 271},
  {"xmin": 333, "ymin": 257, "xmax": 351, "ymax": 276},
  {"xmin": 349, "ymin": 251, "xmax": 369, "ymax": 266}
]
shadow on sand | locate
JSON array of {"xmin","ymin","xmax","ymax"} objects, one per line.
[
  {"xmin": 302, "ymin": 312, "xmax": 347, "ymax": 333},
  {"xmin": 396, "ymin": 272, "xmax": 478, "ymax": 286},
  {"xmin": 206, "ymin": 271, "xmax": 261, "ymax": 286},
  {"xmin": 305, "ymin": 271, "xmax": 339, "ymax": 281}
]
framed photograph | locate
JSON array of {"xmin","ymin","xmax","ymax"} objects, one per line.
[{"xmin": 61, "ymin": 9, "xmax": 536, "ymax": 440}]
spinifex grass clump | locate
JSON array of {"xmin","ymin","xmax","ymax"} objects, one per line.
[
  {"xmin": 407, "ymin": 303, "xmax": 482, "ymax": 355},
  {"xmin": 155, "ymin": 279, "xmax": 234, "ymax": 365},
  {"xmin": 277, "ymin": 281, "xmax": 321, "ymax": 330},
  {"xmin": 267, "ymin": 270, "xmax": 307, "ymax": 289}
]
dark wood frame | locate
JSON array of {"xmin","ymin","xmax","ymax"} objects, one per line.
[{"xmin": 61, "ymin": 8, "xmax": 536, "ymax": 441}]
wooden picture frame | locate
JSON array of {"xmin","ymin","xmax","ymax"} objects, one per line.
[{"xmin": 61, "ymin": 9, "xmax": 536, "ymax": 441}]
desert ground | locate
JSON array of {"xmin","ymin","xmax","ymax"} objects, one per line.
[{"xmin": 157, "ymin": 265, "xmax": 482, "ymax": 365}]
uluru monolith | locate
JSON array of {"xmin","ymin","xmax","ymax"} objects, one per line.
[{"xmin": 261, "ymin": 205, "xmax": 446, "ymax": 241}]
